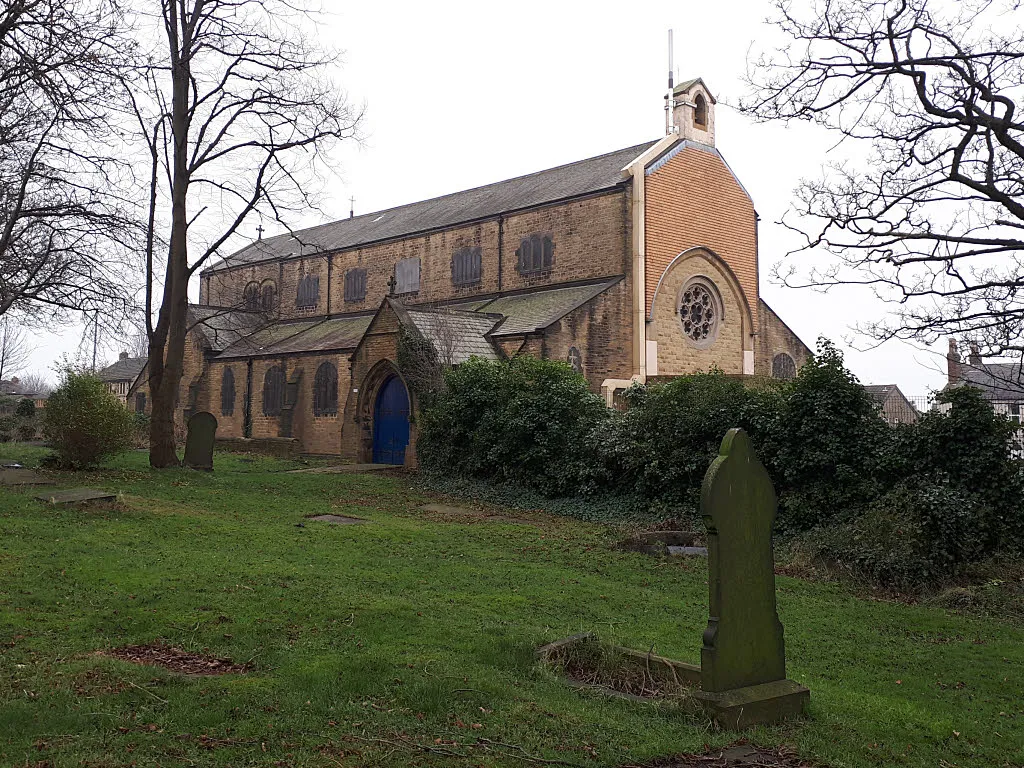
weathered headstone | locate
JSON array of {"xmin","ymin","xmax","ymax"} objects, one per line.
[
  {"xmin": 183, "ymin": 411, "xmax": 217, "ymax": 471},
  {"xmin": 0, "ymin": 468, "xmax": 54, "ymax": 486},
  {"xmin": 694, "ymin": 428, "xmax": 809, "ymax": 728}
]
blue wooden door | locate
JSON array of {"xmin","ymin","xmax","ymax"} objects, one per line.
[{"xmin": 372, "ymin": 376, "xmax": 410, "ymax": 465}]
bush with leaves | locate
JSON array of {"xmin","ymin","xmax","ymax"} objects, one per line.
[
  {"xmin": 15, "ymin": 398, "xmax": 35, "ymax": 419},
  {"xmin": 802, "ymin": 478, "xmax": 991, "ymax": 588},
  {"xmin": 766, "ymin": 339, "xmax": 892, "ymax": 532},
  {"xmin": 42, "ymin": 370, "xmax": 136, "ymax": 469},
  {"xmin": 594, "ymin": 372, "xmax": 782, "ymax": 508},
  {"xmin": 418, "ymin": 356, "xmax": 609, "ymax": 496}
]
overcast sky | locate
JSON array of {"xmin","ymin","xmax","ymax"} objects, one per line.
[{"xmin": 19, "ymin": 0, "xmax": 953, "ymax": 394}]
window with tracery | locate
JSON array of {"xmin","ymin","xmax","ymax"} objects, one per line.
[
  {"xmin": 679, "ymin": 277, "xmax": 721, "ymax": 346},
  {"xmin": 312, "ymin": 362, "xmax": 339, "ymax": 416}
]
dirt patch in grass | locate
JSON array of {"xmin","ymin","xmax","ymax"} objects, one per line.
[
  {"xmin": 103, "ymin": 644, "xmax": 251, "ymax": 675},
  {"xmin": 622, "ymin": 742, "xmax": 816, "ymax": 767},
  {"xmin": 544, "ymin": 636, "xmax": 694, "ymax": 700}
]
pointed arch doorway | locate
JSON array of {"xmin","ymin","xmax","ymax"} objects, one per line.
[{"xmin": 372, "ymin": 375, "xmax": 410, "ymax": 465}]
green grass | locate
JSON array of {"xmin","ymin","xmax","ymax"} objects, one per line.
[{"xmin": 0, "ymin": 445, "xmax": 1022, "ymax": 767}]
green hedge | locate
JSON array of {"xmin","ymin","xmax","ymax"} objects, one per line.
[
  {"xmin": 42, "ymin": 370, "xmax": 136, "ymax": 469},
  {"xmin": 418, "ymin": 339, "xmax": 1024, "ymax": 586}
]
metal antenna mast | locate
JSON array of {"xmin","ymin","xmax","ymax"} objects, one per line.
[{"xmin": 665, "ymin": 30, "xmax": 675, "ymax": 135}]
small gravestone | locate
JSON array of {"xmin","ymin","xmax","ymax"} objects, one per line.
[
  {"xmin": 694, "ymin": 428, "xmax": 809, "ymax": 728},
  {"xmin": 183, "ymin": 411, "xmax": 217, "ymax": 471}
]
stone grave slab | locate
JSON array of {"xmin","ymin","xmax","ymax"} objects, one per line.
[
  {"xmin": 183, "ymin": 411, "xmax": 217, "ymax": 471},
  {"xmin": 306, "ymin": 514, "xmax": 366, "ymax": 525},
  {"xmin": 418, "ymin": 503, "xmax": 531, "ymax": 525},
  {"xmin": 0, "ymin": 469, "xmax": 54, "ymax": 486},
  {"xmin": 35, "ymin": 488, "xmax": 116, "ymax": 505},
  {"xmin": 288, "ymin": 463, "xmax": 393, "ymax": 474}
]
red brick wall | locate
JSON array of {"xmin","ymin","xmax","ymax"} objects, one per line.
[{"xmin": 644, "ymin": 146, "xmax": 757, "ymax": 329}]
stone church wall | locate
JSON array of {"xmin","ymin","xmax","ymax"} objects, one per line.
[
  {"xmin": 754, "ymin": 300, "xmax": 812, "ymax": 378},
  {"xmin": 202, "ymin": 190, "xmax": 631, "ymax": 318}
]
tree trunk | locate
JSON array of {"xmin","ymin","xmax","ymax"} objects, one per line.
[{"xmin": 147, "ymin": 2, "xmax": 191, "ymax": 469}]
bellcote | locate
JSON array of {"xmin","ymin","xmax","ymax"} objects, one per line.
[{"xmin": 670, "ymin": 77, "xmax": 716, "ymax": 146}]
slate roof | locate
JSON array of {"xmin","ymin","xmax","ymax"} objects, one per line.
[
  {"xmin": 216, "ymin": 315, "xmax": 372, "ymax": 359},
  {"xmin": 205, "ymin": 141, "xmax": 658, "ymax": 271},
  {"xmin": 864, "ymin": 384, "xmax": 899, "ymax": 403},
  {"xmin": 189, "ymin": 306, "xmax": 267, "ymax": 353},
  {"xmin": 478, "ymin": 278, "xmax": 622, "ymax": 337},
  {"xmin": 97, "ymin": 356, "xmax": 147, "ymax": 383},
  {"xmin": 403, "ymin": 306, "xmax": 501, "ymax": 363},
  {"xmin": 958, "ymin": 362, "xmax": 1024, "ymax": 401}
]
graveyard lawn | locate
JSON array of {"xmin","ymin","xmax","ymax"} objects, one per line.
[{"xmin": 0, "ymin": 447, "xmax": 1021, "ymax": 768}]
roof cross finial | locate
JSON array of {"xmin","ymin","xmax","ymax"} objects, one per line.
[
  {"xmin": 256, "ymin": 224, "xmax": 265, "ymax": 240},
  {"xmin": 387, "ymin": 273, "xmax": 397, "ymax": 296}
]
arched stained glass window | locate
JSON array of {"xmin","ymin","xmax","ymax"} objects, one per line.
[
  {"xmin": 312, "ymin": 362, "xmax": 339, "ymax": 416},
  {"xmin": 262, "ymin": 365, "xmax": 285, "ymax": 416},
  {"xmin": 567, "ymin": 346, "xmax": 583, "ymax": 375},
  {"xmin": 243, "ymin": 281, "xmax": 260, "ymax": 310},
  {"xmin": 516, "ymin": 234, "xmax": 554, "ymax": 275},
  {"xmin": 260, "ymin": 281, "xmax": 276, "ymax": 312},
  {"xmin": 772, "ymin": 353, "xmax": 797, "ymax": 380},
  {"xmin": 221, "ymin": 367, "xmax": 236, "ymax": 416},
  {"xmin": 296, "ymin": 274, "xmax": 319, "ymax": 309}
]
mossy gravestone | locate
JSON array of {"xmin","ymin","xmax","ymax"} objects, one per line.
[
  {"xmin": 183, "ymin": 411, "xmax": 217, "ymax": 471},
  {"xmin": 693, "ymin": 428, "xmax": 809, "ymax": 728}
]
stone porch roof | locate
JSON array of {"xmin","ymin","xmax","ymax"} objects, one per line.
[{"xmin": 97, "ymin": 356, "xmax": 147, "ymax": 383}]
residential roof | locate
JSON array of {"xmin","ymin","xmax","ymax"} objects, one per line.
[
  {"xmin": 204, "ymin": 141, "xmax": 658, "ymax": 271},
  {"xmin": 478, "ymin": 278, "xmax": 622, "ymax": 337},
  {"xmin": 402, "ymin": 306, "xmax": 501, "ymax": 363},
  {"xmin": 97, "ymin": 356, "xmax": 147, "ymax": 383},
  {"xmin": 216, "ymin": 315, "xmax": 372, "ymax": 359},
  {"xmin": 958, "ymin": 362, "xmax": 1024, "ymax": 401}
]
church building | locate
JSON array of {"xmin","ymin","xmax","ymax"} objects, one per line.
[{"xmin": 129, "ymin": 78, "xmax": 811, "ymax": 465}]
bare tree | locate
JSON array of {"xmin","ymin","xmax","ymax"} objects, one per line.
[
  {"xmin": 126, "ymin": 325, "xmax": 149, "ymax": 359},
  {"xmin": 742, "ymin": 0, "xmax": 1024, "ymax": 366},
  {"xmin": 128, "ymin": 0, "xmax": 361, "ymax": 467},
  {"xmin": 0, "ymin": 315, "xmax": 30, "ymax": 382},
  {"xmin": 17, "ymin": 371, "xmax": 52, "ymax": 395},
  {"xmin": 0, "ymin": 0, "xmax": 139, "ymax": 327},
  {"xmin": 397, "ymin": 306, "xmax": 466, "ymax": 397}
]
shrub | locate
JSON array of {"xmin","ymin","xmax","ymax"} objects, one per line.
[
  {"xmin": 896, "ymin": 386, "xmax": 1024, "ymax": 549},
  {"xmin": 804, "ymin": 478, "xmax": 990, "ymax": 588},
  {"xmin": 595, "ymin": 371, "xmax": 781, "ymax": 507},
  {"xmin": 419, "ymin": 356, "xmax": 609, "ymax": 496},
  {"xmin": 15, "ymin": 398, "xmax": 35, "ymax": 418},
  {"xmin": 767, "ymin": 339, "xmax": 891, "ymax": 532},
  {"xmin": 42, "ymin": 370, "xmax": 136, "ymax": 469},
  {"xmin": 15, "ymin": 420, "xmax": 36, "ymax": 441}
]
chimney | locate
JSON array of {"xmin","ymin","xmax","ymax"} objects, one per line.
[
  {"xmin": 671, "ymin": 77, "xmax": 716, "ymax": 146},
  {"xmin": 119, "ymin": 351, "xmax": 128, "ymax": 360},
  {"xmin": 968, "ymin": 343, "xmax": 982, "ymax": 367},
  {"xmin": 947, "ymin": 338, "xmax": 961, "ymax": 384}
]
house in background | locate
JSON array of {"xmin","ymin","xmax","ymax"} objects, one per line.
[
  {"xmin": 946, "ymin": 340, "xmax": 1024, "ymax": 424},
  {"xmin": 97, "ymin": 352, "xmax": 147, "ymax": 408},
  {"xmin": 864, "ymin": 384, "xmax": 919, "ymax": 425}
]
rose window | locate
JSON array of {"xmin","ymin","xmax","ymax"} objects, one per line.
[{"xmin": 680, "ymin": 281, "xmax": 719, "ymax": 344}]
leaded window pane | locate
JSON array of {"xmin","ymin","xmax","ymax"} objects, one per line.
[
  {"xmin": 344, "ymin": 268, "xmax": 367, "ymax": 302},
  {"xmin": 452, "ymin": 247, "xmax": 481, "ymax": 286},
  {"xmin": 395, "ymin": 257, "xmax": 420, "ymax": 294},
  {"xmin": 221, "ymin": 367, "xmax": 236, "ymax": 416},
  {"xmin": 262, "ymin": 365, "xmax": 285, "ymax": 416},
  {"xmin": 312, "ymin": 362, "xmax": 339, "ymax": 416}
]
